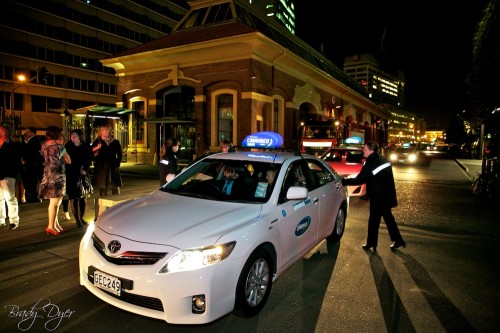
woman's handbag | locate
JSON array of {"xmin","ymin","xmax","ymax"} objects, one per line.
[{"xmin": 78, "ymin": 174, "xmax": 94, "ymax": 198}]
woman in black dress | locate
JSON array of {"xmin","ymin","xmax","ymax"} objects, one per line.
[{"xmin": 65, "ymin": 129, "xmax": 93, "ymax": 227}]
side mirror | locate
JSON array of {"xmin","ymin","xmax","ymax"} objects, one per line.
[{"xmin": 286, "ymin": 186, "xmax": 308, "ymax": 200}]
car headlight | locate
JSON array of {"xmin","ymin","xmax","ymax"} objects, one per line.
[
  {"xmin": 408, "ymin": 154, "xmax": 417, "ymax": 162},
  {"xmin": 390, "ymin": 153, "xmax": 397, "ymax": 161},
  {"xmin": 159, "ymin": 241, "xmax": 236, "ymax": 273}
]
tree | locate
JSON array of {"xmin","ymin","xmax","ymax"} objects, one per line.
[{"xmin": 466, "ymin": 0, "xmax": 499, "ymax": 158}]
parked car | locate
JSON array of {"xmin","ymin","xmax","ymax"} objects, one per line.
[
  {"xmin": 79, "ymin": 132, "xmax": 349, "ymax": 325},
  {"xmin": 387, "ymin": 147, "xmax": 431, "ymax": 166},
  {"xmin": 319, "ymin": 146, "xmax": 366, "ymax": 197}
]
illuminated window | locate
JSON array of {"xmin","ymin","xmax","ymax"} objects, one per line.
[
  {"xmin": 131, "ymin": 100, "xmax": 145, "ymax": 144},
  {"xmin": 218, "ymin": 94, "xmax": 233, "ymax": 143}
]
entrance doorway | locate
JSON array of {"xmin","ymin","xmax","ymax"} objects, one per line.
[{"xmin": 157, "ymin": 122, "xmax": 195, "ymax": 165}]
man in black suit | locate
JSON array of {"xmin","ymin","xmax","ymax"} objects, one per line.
[
  {"xmin": 217, "ymin": 166, "xmax": 253, "ymax": 200},
  {"xmin": 22, "ymin": 127, "xmax": 43, "ymax": 203}
]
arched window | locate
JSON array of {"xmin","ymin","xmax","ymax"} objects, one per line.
[
  {"xmin": 128, "ymin": 97, "xmax": 146, "ymax": 149},
  {"xmin": 218, "ymin": 94, "xmax": 233, "ymax": 142},
  {"xmin": 211, "ymin": 90, "xmax": 237, "ymax": 147},
  {"xmin": 162, "ymin": 86, "xmax": 195, "ymax": 119}
]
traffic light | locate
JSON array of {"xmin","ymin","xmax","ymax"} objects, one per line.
[{"xmin": 37, "ymin": 66, "xmax": 47, "ymax": 84}]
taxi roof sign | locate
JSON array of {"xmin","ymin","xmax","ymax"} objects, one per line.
[
  {"xmin": 242, "ymin": 131, "xmax": 283, "ymax": 148},
  {"xmin": 344, "ymin": 136, "xmax": 363, "ymax": 144}
]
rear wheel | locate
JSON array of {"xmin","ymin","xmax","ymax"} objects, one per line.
[
  {"xmin": 234, "ymin": 248, "xmax": 273, "ymax": 317},
  {"xmin": 328, "ymin": 207, "xmax": 346, "ymax": 241}
]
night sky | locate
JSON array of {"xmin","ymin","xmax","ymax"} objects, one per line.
[{"xmin": 294, "ymin": 0, "xmax": 490, "ymax": 128}]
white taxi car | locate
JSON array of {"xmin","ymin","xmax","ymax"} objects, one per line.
[{"xmin": 79, "ymin": 132, "xmax": 349, "ymax": 325}]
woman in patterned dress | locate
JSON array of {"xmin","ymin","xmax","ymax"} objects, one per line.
[{"xmin": 39, "ymin": 126, "xmax": 71, "ymax": 235}]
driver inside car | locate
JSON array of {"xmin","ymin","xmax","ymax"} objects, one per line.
[
  {"xmin": 218, "ymin": 167, "xmax": 239, "ymax": 196},
  {"xmin": 216, "ymin": 166, "xmax": 256, "ymax": 200}
]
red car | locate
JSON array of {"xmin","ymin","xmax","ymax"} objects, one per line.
[{"xmin": 320, "ymin": 146, "xmax": 366, "ymax": 197}]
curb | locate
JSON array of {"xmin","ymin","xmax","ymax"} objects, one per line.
[{"xmin": 454, "ymin": 159, "xmax": 468, "ymax": 173}]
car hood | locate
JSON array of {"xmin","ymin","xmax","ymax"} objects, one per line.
[{"xmin": 95, "ymin": 190, "xmax": 262, "ymax": 249}]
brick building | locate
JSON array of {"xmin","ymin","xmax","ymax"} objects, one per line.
[{"xmin": 100, "ymin": 0, "xmax": 390, "ymax": 164}]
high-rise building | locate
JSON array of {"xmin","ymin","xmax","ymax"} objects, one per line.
[
  {"xmin": 247, "ymin": 0, "xmax": 295, "ymax": 34},
  {"xmin": 0, "ymin": 0, "xmax": 188, "ymax": 135},
  {"xmin": 344, "ymin": 53, "xmax": 425, "ymax": 144},
  {"xmin": 344, "ymin": 53, "xmax": 405, "ymax": 107}
]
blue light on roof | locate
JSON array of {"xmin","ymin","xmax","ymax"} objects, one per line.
[
  {"xmin": 344, "ymin": 137, "xmax": 363, "ymax": 144},
  {"xmin": 242, "ymin": 131, "xmax": 283, "ymax": 148}
]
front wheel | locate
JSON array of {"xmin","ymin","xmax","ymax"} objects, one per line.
[
  {"xmin": 328, "ymin": 207, "xmax": 346, "ymax": 241},
  {"xmin": 234, "ymin": 248, "xmax": 273, "ymax": 317}
]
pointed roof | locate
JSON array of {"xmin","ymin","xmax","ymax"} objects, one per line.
[{"xmin": 104, "ymin": 0, "xmax": 367, "ymax": 97}]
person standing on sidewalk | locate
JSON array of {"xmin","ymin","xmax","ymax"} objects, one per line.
[
  {"xmin": 91, "ymin": 123, "xmax": 123, "ymax": 196},
  {"xmin": 159, "ymin": 137, "xmax": 179, "ymax": 186},
  {"xmin": 12, "ymin": 134, "xmax": 26, "ymax": 203},
  {"xmin": 58, "ymin": 134, "xmax": 71, "ymax": 222},
  {"xmin": 341, "ymin": 141, "xmax": 406, "ymax": 253},
  {"xmin": 0, "ymin": 125, "xmax": 22, "ymax": 230},
  {"xmin": 219, "ymin": 139, "xmax": 234, "ymax": 153},
  {"xmin": 65, "ymin": 129, "xmax": 92, "ymax": 227},
  {"xmin": 22, "ymin": 127, "xmax": 44, "ymax": 203},
  {"xmin": 39, "ymin": 126, "xmax": 71, "ymax": 235}
]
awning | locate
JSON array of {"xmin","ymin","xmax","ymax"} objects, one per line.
[
  {"xmin": 88, "ymin": 105, "xmax": 138, "ymax": 117},
  {"xmin": 146, "ymin": 118, "xmax": 195, "ymax": 124}
]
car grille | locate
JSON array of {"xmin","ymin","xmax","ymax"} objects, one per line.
[
  {"xmin": 88, "ymin": 271, "xmax": 164, "ymax": 312},
  {"xmin": 92, "ymin": 233, "xmax": 167, "ymax": 265}
]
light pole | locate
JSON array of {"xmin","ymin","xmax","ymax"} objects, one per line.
[
  {"xmin": 9, "ymin": 74, "xmax": 36, "ymax": 134},
  {"xmin": 334, "ymin": 120, "xmax": 340, "ymax": 143}
]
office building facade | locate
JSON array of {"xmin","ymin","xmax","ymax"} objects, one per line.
[
  {"xmin": 0, "ymin": 0, "xmax": 188, "ymax": 140},
  {"xmin": 344, "ymin": 53, "xmax": 425, "ymax": 144}
]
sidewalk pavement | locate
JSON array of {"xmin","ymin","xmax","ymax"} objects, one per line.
[
  {"xmin": 0, "ymin": 165, "xmax": 160, "ymax": 255},
  {"xmin": 455, "ymin": 158, "xmax": 483, "ymax": 180},
  {"xmin": 116, "ymin": 162, "xmax": 159, "ymax": 178}
]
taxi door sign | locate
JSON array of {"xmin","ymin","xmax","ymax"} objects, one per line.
[{"xmin": 295, "ymin": 216, "xmax": 311, "ymax": 237}]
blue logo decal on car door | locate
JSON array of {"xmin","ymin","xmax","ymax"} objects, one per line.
[{"xmin": 295, "ymin": 216, "xmax": 311, "ymax": 237}]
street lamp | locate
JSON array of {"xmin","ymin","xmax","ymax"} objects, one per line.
[
  {"xmin": 9, "ymin": 73, "xmax": 35, "ymax": 134},
  {"xmin": 334, "ymin": 120, "xmax": 340, "ymax": 142}
]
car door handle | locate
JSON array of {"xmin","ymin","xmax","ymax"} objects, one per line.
[{"xmin": 313, "ymin": 198, "xmax": 319, "ymax": 203}]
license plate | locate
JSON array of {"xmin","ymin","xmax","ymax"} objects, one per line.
[{"xmin": 94, "ymin": 270, "xmax": 122, "ymax": 296}]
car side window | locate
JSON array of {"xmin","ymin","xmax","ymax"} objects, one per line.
[
  {"xmin": 346, "ymin": 151, "xmax": 363, "ymax": 163},
  {"xmin": 306, "ymin": 159, "xmax": 334, "ymax": 189},
  {"xmin": 278, "ymin": 162, "xmax": 308, "ymax": 204}
]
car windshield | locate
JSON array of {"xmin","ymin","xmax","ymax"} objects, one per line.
[{"xmin": 160, "ymin": 159, "xmax": 282, "ymax": 203}]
